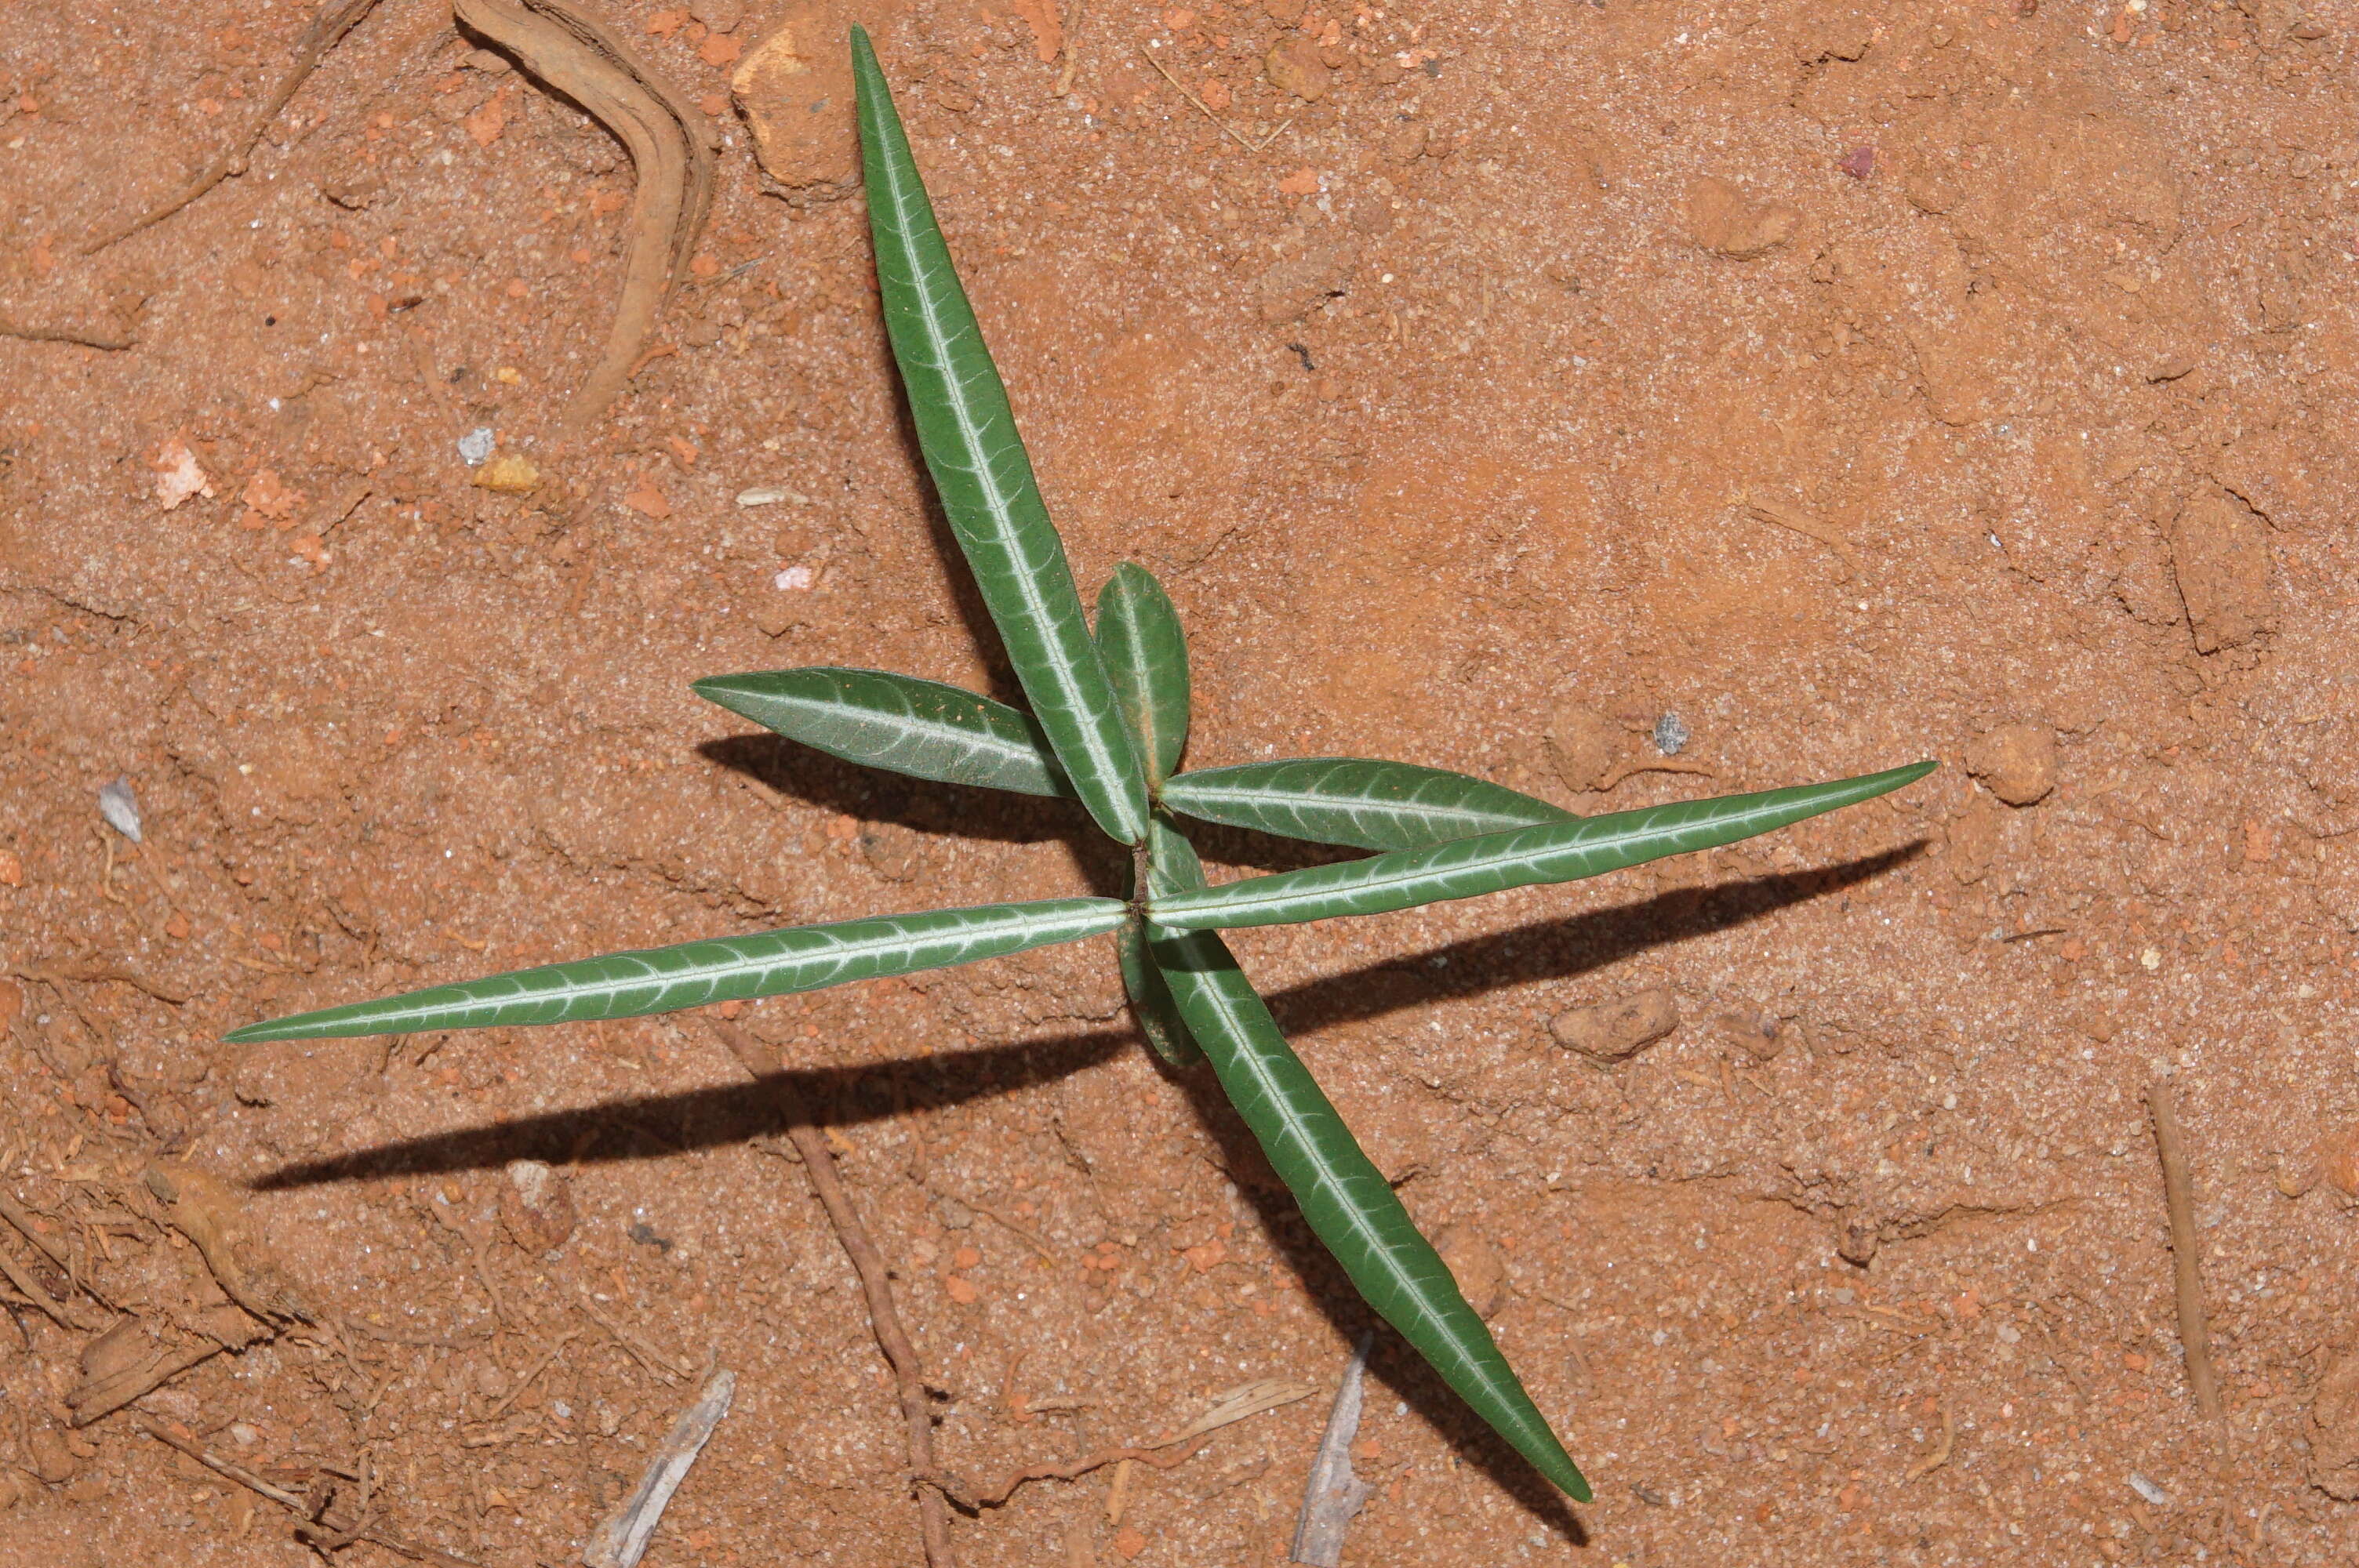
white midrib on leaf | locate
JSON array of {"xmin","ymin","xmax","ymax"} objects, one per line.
[
  {"xmin": 1157, "ymin": 789, "xmax": 1829, "ymax": 927},
  {"xmin": 348, "ymin": 902, "xmax": 1121, "ymax": 1027},
  {"xmin": 871, "ymin": 140, "xmax": 1134, "ymax": 837},
  {"xmin": 1198, "ymin": 975, "xmax": 1514, "ymax": 1413}
]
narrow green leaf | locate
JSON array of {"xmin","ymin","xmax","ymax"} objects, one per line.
[
  {"xmin": 1117, "ymin": 815, "xmax": 1209, "ymax": 1066},
  {"xmin": 224, "ymin": 898, "xmax": 1125, "ymax": 1043},
  {"xmin": 1162, "ymin": 757, "xmax": 1573, "ymax": 851},
  {"xmin": 1092, "ymin": 563, "xmax": 1190, "ymax": 789},
  {"xmin": 1115, "ymin": 918, "xmax": 1198, "ymax": 1068},
  {"xmin": 1150, "ymin": 761, "xmax": 1936, "ymax": 931},
  {"xmin": 851, "ymin": 28, "xmax": 1147, "ymax": 845},
  {"xmin": 693, "ymin": 667, "xmax": 1070, "ymax": 797},
  {"xmin": 1149, "ymin": 928, "xmax": 1591, "ymax": 1501},
  {"xmin": 1146, "ymin": 811, "xmax": 1208, "ymax": 900}
]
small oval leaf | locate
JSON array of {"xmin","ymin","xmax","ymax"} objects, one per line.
[
  {"xmin": 694, "ymin": 667, "xmax": 1070, "ymax": 797},
  {"xmin": 1162, "ymin": 757, "xmax": 1572, "ymax": 851},
  {"xmin": 1094, "ymin": 563, "xmax": 1190, "ymax": 789}
]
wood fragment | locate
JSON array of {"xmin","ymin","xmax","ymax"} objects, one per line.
[
  {"xmin": 0, "ymin": 1189, "xmax": 74, "ymax": 1272},
  {"xmin": 132, "ymin": 1415, "xmax": 483, "ymax": 1567},
  {"xmin": 83, "ymin": 0, "xmax": 388, "ymax": 255},
  {"xmin": 0, "ymin": 310, "xmax": 138, "ymax": 350},
  {"xmin": 1289, "ymin": 1333, "xmax": 1375, "ymax": 1568},
  {"xmin": 1903, "ymin": 1399, "xmax": 1954, "ymax": 1481},
  {"xmin": 1105, "ymin": 1456, "xmax": 1134, "ymax": 1525},
  {"xmin": 1201, "ymin": 1454, "xmax": 1270, "ymax": 1500},
  {"xmin": 478, "ymin": 1329, "xmax": 580, "ymax": 1422},
  {"xmin": 582, "ymin": 1370, "xmax": 736, "ymax": 1568},
  {"xmin": 453, "ymin": 0, "xmax": 714, "ymax": 435},
  {"xmin": 144, "ymin": 1162, "xmax": 314, "ymax": 1324},
  {"xmin": 0, "ymin": 1239, "xmax": 97, "ymax": 1332},
  {"xmin": 68, "ymin": 1307, "xmax": 269, "ymax": 1426},
  {"xmin": 1736, "ymin": 486, "xmax": 1863, "ymax": 577},
  {"xmin": 2146, "ymin": 1081, "xmax": 2223, "ymax": 1421},
  {"xmin": 1052, "ymin": 0, "xmax": 1086, "ymax": 96},
  {"xmin": 712, "ymin": 1022, "xmax": 954, "ymax": 1568},
  {"xmin": 921, "ymin": 1436, "xmax": 1210, "ymax": 1512}
]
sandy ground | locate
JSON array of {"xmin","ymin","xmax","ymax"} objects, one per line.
[{"xmin": 5, "ymin": 0, "xmax": 2359, "ymax": 1563}]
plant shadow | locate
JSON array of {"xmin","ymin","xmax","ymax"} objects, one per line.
[
  {"xmin": 1267, "ymin": 842, "xmax": 1925, "ymax": 1037},
  {"xmin": 257, "ymin": 842, "xmax": 1920, "ymax": 1530},
  {"xmin": 255, "ymin": 1029, "xmax": 1135, "ymax": 1189}
]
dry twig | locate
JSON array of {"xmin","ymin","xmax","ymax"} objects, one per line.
[
  {"xmin": 2146, "ymin": 1081, "xmax": 2223, "ymax": 1421},
  {"xmin": 922, "ymin": 1436, "xmax": 1209, "ymax": 1512},
  {"xmin": 478, "ymin": 1328, "xmax": 580, "ymax": 1422},
  {"xmin": 84, "ymin": 0, "xmax": 389, "ymax": 254},
  {"xmin": 713, "ymin": 1022, "xmax": 954, "ymax": 1568},
  {"xmin": 574, "ymin": 1287, "xmax": 691, "ymax": 1384},
  {"xmin": 1138, "ymin": 47, "xmax": 1291, "ymax": 154},
  {"xmin": 130, "ymin": 1416, "xmax": 482, "ymax": 1568},
  {"xmin": 0, "ymin": 310, "xmax": 138, "ymax": 349},
  {"xmin": 1735, "ymin": 486, "xmax": 1863, "ymax": 578}
]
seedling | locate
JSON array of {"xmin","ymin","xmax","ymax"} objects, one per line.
[{"xmin": 231, "ymin": 30, "xmax": 1935, "ymax": 1504}]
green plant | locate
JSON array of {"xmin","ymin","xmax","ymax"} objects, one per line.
[{"xmin": 228, "ymin": 28, "xmax": 1936, "ymax": 1504}]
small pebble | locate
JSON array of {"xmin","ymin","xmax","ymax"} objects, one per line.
[
  {"xmin": 774, "ymin": 565, "xmax": 814, "ymax": 591},
  {"xmin": 1550, "ymin": 988, "xmax": 1681, "ymax": 1062},
  {"xmin": 1652, "ymin": 712, "xmax": 1690, "ymax": 756},
  {"xmin": 1838, "ymin": 146, "xmax": 1876, "ymax": 180},
  {"xmin": 457, "ymin": 426, "xmax": 497, "ymax": 466},
  {"xmin": 2127, "ymin": 1472, "xmax": 2171, "ymax": 1507},
  {"xmin": 1966, "ymin": 720, "xmax": 2059, "ymax": 806},
  {"xmin": 736, "ymin": 485, "xmax": 809, "ymax": 508},
  {"xmin": 98, "ymin": 777, "xmax": 142, "ymax": 842},
  {"xmin": 471, "ymin": 453, "xmax": 540, "ymax": 494},
  {"xmin": 1547, "ymin": 698, "xmax": 1619, "ymax": 793},
  {"xmin": 2318, "ymin": 1126, "xmax": 2359, "ymax": 1199}
]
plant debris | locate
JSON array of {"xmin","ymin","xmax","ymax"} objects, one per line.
[{"xmin": 453, "ymin": 0, "xmax": 714, "ymax": 435}]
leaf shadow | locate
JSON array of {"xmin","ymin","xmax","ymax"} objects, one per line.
[
  {"xmin": 253, "ymin": 840, "xmax": 1921, "ymax": 1534},
  {"xmin": 252, "ymin": 1029, "xmax": 1133, "ymax": 1190},
  {"xmin": 698, "ymin": 732, "xmax": 1089, "ymax": 851},
  {"xmin": 1156, "ymin": 1054, "xmax": 1590, "ymax": 1541},
  {"xmin": 1263, "ymin": 842, "xmax": 1927, "ymax": 1037}
]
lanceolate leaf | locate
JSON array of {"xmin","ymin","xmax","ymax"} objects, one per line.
[
  {"xmin": 224, "ymin": 899, "xmax": 1126, "ymax": 1043},
  {"xmin": 1162, "ymin": 757, "xmax": 1572, "ymax": 851},
  {"xmin": 1115, "ymin": 919, "xmax": 1198, "ymax": 1068},
  {"xmin": 851, "ymin": 29, "xmax": 1147, "ymax": 846},
  {"xmin": 1118, "ymin": 815, "xmax": 1210, "ymax": 1067},
  {"xmin": 1150, "ymin": 761, "xmax": 1936, "ymax": 931},
  {"xmin": 1148, "ymin": 927, "xmax": 1592, "ymax": 1501},
  {"xmin": 1093, "ymin": 563, "xmax": 1190, "ymax": 789},
  {"xmin": 693, "ymin": 667, "xmax": 1069, "ymax": 797}
]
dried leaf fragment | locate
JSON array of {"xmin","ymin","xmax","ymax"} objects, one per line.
[{"xmin": 144, "ymin": 1162, "xmax": 314, "ymax": 1324}]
